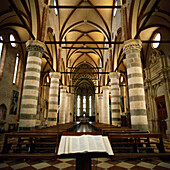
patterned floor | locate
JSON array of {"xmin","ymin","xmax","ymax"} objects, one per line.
[{"xmin": 0, "ymin": 134, "xmax": 170, "ymax": 170}]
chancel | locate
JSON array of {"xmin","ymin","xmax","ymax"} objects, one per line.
[{"xmin": 0, "ymin": 0, "xmax": 170, "ymax": 169}]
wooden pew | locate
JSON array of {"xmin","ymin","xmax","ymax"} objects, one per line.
[
  {"xmin": 0, "ymin": 132, "xmax": 61, "ymax": 160},
  {"xmin": 108, "ymin": 132, "xmax": 170, "ymax": 159}
]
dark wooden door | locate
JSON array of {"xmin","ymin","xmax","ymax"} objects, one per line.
[{"xmin": 155, "ymin": 95, "xmax": 167, "ymax": 135}]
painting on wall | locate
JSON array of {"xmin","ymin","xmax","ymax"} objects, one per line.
[{"xmin": 10, "ymin": 90, "xmax": 19, "ymax": 115}]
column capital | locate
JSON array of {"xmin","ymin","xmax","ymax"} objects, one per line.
[
  {"xmin": 66, "ymin": 93, "xmax": 71, "ymax": 97},
  {"xmin": 26, "ymin": 40, "xmax": 45, "ymax": 53},
  {"xmin": 60, "ymin": 85, "xmax": 67, "ymax": 91},
  {"xmin": 102, "ymin": 86, "xmax": 110, "ymax": 90},
  {"xmin": 49, "ymin": 72, "xmax": 61, "ymax": 79},
  {"xmin": 109, "ymin": 72, "xmax": 120, "ymax": 79},
  {"xmin": 123, "ymin": 39, "xmax": 142, "ymax": 53},
  {"xmin": 98, "ymin": 93, "xmax": 103, "ymax": 97}
]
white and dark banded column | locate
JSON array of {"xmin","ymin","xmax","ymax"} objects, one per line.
[
  {"xmin": 123, "ymin": 39, "xmax": 148, "ymax": 130},
  {"xmin": 110, "ymin": 72, "xmax": 121, "ymax": 126},
  {"xmin": 47, "ymin": 72, "xmax": 60, "ymax": 126},
  {"xmin": 65, "ymin": 93, "xmax": 70, "ymax": 123},
  {"xmin": 98, "ymin": 94, "xmax": 103, "ymax": 123},
  {"xmin": 102, "ymin": 86, "xmax": 110, "ymax": 124},
  {"xmin": 59, "ymin": 86, "xmax": 67, "ymax": 124},
  {"xmin": 19, "ymin": 40, "xmax": 45, "ymax": 131}
]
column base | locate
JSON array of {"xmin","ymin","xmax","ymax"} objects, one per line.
[
  {"xmin": 148, "ymin": 120, "xmax": 160, "ymax": 132},
  {"xmin": 131, "ymin": 124, "xmax": 148, "ymax": 131},
  {"xmin": 19, "ymin": 127, "xmax": 35, "ymax": 132},
  {"xmin": 166, "ymin": 119, "xmax": 170, "ymax": 140},
  {"xmin": 47, "ymin": 121, "xmax": 57, "ymax": 126}
]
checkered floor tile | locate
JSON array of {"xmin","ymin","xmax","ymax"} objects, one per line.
[{"xmin": 0, "ymin": 158, "xmax": 170, "ymax": 170}]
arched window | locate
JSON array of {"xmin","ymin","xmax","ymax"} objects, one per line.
[
  {"xmin": 0, "ymin": 36, "xmax": 3, "ymax": 62},
  {"xmin": 152, "ymin": 33, "xmax": 161, "ymax": 49},
  {"xmin": 46, "ymin": 76, "xmax": 50, "ymax": 83},
  {"xmin": 13, "ymin": 53, "xmax": 19, "ymax": 85},
  {"xmin": 10, "ymin": 34, "xmax": 17, "ymax": 48},
  {"xmin": 77, "ymin": 95, "xmax": 80, "ymax": 116},
  {"xmin": 54, "ymin": 0, "xmax": 58, "ymax": 15},
  {"xmin": 113, "ymin": 0, "xmax": 118, "ymax": 16},
  {"xmin": 89, "ymin": 96, "xmax": 92, "ymax": 116},
  {"xmin": 83, "ymin": 96, "xmax": 86, "ymax": 112}
]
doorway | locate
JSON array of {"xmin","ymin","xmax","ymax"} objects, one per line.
[{"xmin": 155, "ymin": 95, "xmax": 167, "ymax": 136}]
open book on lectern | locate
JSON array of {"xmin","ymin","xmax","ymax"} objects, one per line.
[{"xmin": 57, "ymin": 135, "xmax": 114, "ymax": 155}]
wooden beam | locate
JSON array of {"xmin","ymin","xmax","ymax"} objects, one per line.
[
  {"xmin": 62, "ymin": 47, "xmax": 108, "ymax": 50},
  {"xmin": 61, "ymin": 72, "xmax": 109, "ymax": 74},
  {"xmin": 49, "ymin": 5, "xmax": 122, "ymax": 9},
  {"xmin": 68, "ymin": 67, "xmax": 102, "ymax": 69},
  {"xmin": 1, "ymin": 40, "xmax": 170, "ymax": 44}
]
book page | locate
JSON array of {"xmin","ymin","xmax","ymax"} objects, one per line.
[
  {"xmin": 87, "ymin": 135, "xmax": 106, "ymax": 152},
  {"xmin": 79, "ymin": 135, "xmax": 88, "ymax": 152},
  {"xmin": 64, "ymin": 136, "xmax": 69, "ymax": 154},
  {"xmin": 102, "ymin": 136, "xmax": 114, "ymax": 155},
  {"xmin": 57, "ymin": 136, "xmax": 66, "ymax": 155},
  {"xmin": 69, "ymin": 136, "xmax": 80, "ymax": 153}
]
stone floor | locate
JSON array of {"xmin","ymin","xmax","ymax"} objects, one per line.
[{"xmin": 0, "ymin": 156, "xmax": 170, "ymax": 169}]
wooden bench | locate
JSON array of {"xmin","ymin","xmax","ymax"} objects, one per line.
[
  {"xmin": 108, "ymin": 132, "xmax": 170, "ymax": 159},
  {"xmin": 0, "ymin": 132, "xmax": 61, "ymax": 160}
]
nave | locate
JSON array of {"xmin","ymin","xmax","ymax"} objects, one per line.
[{"xmin": 0, "ymin": 122, "xmax": 170, "ymax": 170}]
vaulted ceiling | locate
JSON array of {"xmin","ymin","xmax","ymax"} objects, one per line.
[{"xmin": 0, "ymin": 0, "xmax": 169, "ymax": 91}]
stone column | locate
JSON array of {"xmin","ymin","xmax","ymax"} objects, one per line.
[
  {"xmin": 98, "ymin": 94, "xmax": 103, "ymax": 123},
  {"xmin": 102, "ymin": 86, "xmax": 110, "ymax": 124},
  {"xmin": 109, "ymin": 47, "xmax": 113, "ymax": 72},
  {"xmin": 59, "ymin": 86, "xmax": 67, "ymax": 124},
  {"xmin": 109, "ymin": 72, "xmax": 121, "ymax": 126},
  {"xmin": 95, "ymin": 94, "xmax": 99, "ymax": 122},
  {"xmin": 69, "ymin": 93, "xmax": 74, "ymax": 122},
  {"xmin": 19, "ymin": 40, "xmax": 45, "ymax": 131},
  {"xmin": 47, "ymin": 72, "xmax": 60, "ymax": 126},
  {"xmin": 123, "ymin": 39, "xmax": 148, "ymax": 130},
  {"xmin": 65, "ymin": 93, "xmax": 70, "ymax": 123}
]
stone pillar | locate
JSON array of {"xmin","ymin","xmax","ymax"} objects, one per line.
[
  {"xmin": 110, "ymin": 72, "xmax": 121, "ymax": 126},
  {"xmin": 59, "ymin": 86, "xmax": 67, "ymax": 124},
  {"xmin": 98, "ymin": 94, "xmax": 103, "ymax": 123},
  {"xmin": 123, "ymin": 39, "xmax": 148, "ymax": 130},
  {"xmin": 69, "ymin": 93, "xmax": 74, "ymax": 122},
  {"xmin": 95, "ymin": 94, "xmax": 99, "ymax": 122},
  {"xmin": 47, "ymin": 72, "xmax": 60, "ymax": 126},
  {"xmin": 19, "ymin": 40, "xmax": 45, "ymax": 131},
  {"xmin": 109, "ymin": 47, "xmax": 113, "ymax": 72},
  {"xmin": 65, "ymin": 93, "xmax": 70, "ymax": 123},
  {"xmin": 102, "ymin": 86, "xmax": 110, "ymax": 124}
]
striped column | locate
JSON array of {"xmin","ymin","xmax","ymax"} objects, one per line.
[
  {"xmin": 110, "ymin": 72, "xmax": 121, "ymax": 126},
  {"xmin": 98, "ymin": 94, "xmax": 103, "ymax": 123},
  {"xmin": 59, "ymin": 86, "xmax": 67, "ymax": 124},
  {"xmin": 47, "ymin": 72, "xmax": 60, "ymax": 126},
  {"xmin": 19, "ymin": 40, "xmax": 45, "ymax": 131},
  {"xmin": 123, "ymin": 39, "xmax": 148, "ymax": 130},
  {"xmin": 65, "ymin": 93, "xmax": 70, "ymax": 123},
  {"xmin": 102, "ymin": 86, "xmax": 110, "ymax": 124}
]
